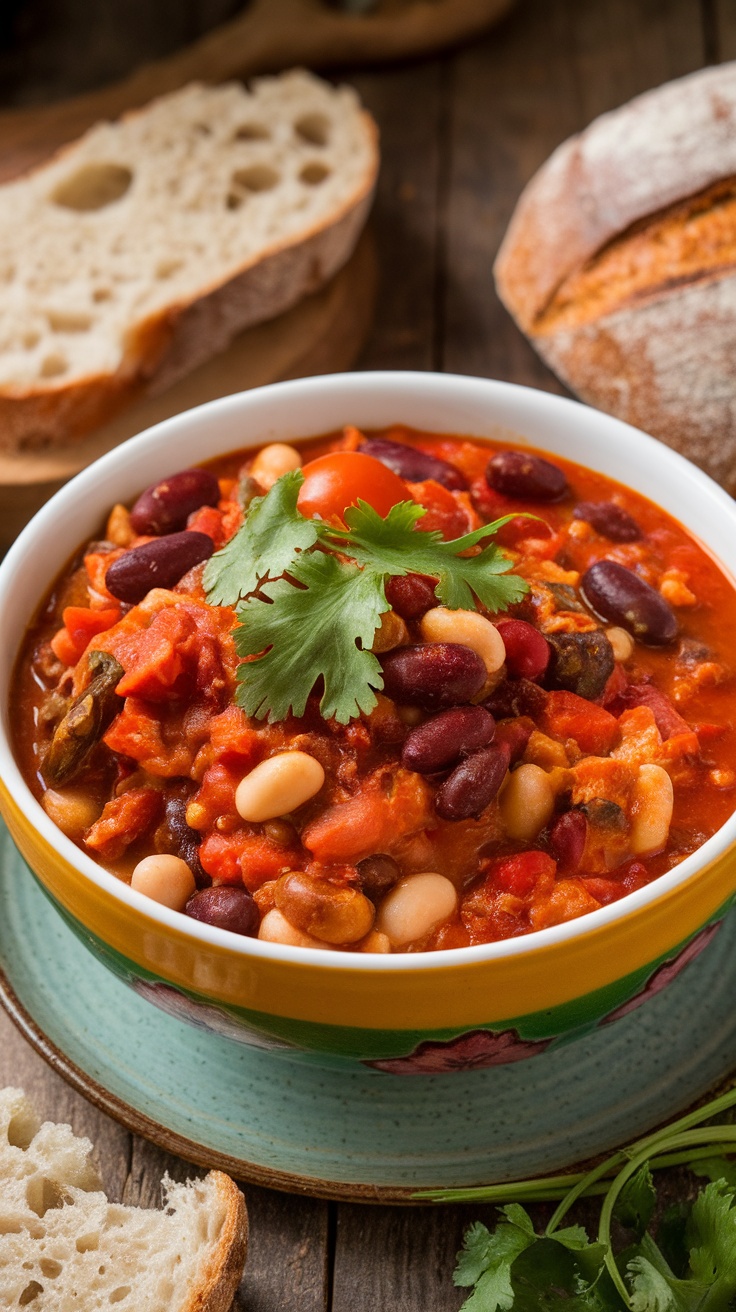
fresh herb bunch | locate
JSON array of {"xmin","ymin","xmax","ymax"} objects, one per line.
[
  {"xmin": 417, "ymin": 1082, "xmax": 736, "ymax": 1310},
  {"xmin": 203, "ymin": 469, "xmax": 528, "ymax": 723}
]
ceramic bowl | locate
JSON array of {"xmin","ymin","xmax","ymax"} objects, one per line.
[{"xmin": 1, "ymin": 372, "xmax": 735, "ymax": 1075}]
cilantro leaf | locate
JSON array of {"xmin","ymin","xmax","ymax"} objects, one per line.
[
  {"xmin": 326, "ymin": 501, "xmax": 528, "ymax": 613},
  {"xmin": 686, "ymin": 1180, "xmax": 736, "ymax": 1293},
  {"xmin": 615, "ymin": 1165, "xmax": 657, "ymax": 1238},
  {"xmin": 691, "ymin": 1157, "xmax": 736, "ymax": 1192},
  {"xmin": 455, "ymin": 1211, "xmax": 611, "ymax": 1312},
  {"xmin": 234, "ymin": 551, "xmax": 387, "ymax": 723},
  {"xmin": 454, "ymin": 1214, "xmax": 534, "ymax": 1311},
  {"xmin": 203, "ymin": 470, "xmax": 318, "ymax": 606}
]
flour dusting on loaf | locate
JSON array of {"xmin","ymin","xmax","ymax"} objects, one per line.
[
  {"xmin": 495, "ymin": 61, "xmax": 736, "ymax": 490},
  {"xmin": 0, "ymin": 71, "xmax": 378, "ymax": 452}
]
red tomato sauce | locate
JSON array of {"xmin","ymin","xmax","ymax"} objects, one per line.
[{"xmin": 12, "ymin": 426, "xmax": 736, "ymax": 953}]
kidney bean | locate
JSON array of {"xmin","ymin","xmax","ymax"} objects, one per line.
[
  {"xmin": 484, "ymin": 676, "xmax": 548, "ymax": 719},
  {"xmin": 581, "ymin": 561, "xmax": 678, "ymax": 645},
  {"xmin": 185, "ymin": 885, "xmax": 259, "ymax": 936},
  {"xmin": 495, "ymin": 619, "xmax": 550, "ymax": 681},
  {"xmin": 130, "ymin": 468, "xmax": 220, "ymax": 535},
  {"xmin": 356, "ymin": 853, "xmax": 402, "ymax": 901},
  {"xmin": 105, "ymin": 531, "xmax": 214, "ymax": 603},
  {"xmin": 486, "ymin": 450, "xmax": 568, "ymax": 501},
  {"xmin": 572, "ymin": 500, "xmax": 641, "ymax": 543},
  {"xmin": 359, "ymin": 437, "xmax": 467, "ymax": 491},
  {"xmin": 435, "ymin": 741, "xmax": 510, "ymax": 820},
  {"xmin": 381, "ymin": 643, "xmax": 486, "ymax": 711},
  {"xmin": 163, "ymin": 795, "xmax": 209, "ymax": 889},
  {"xmin": 402, "ymin": 705, "xmax": 495, "ymax": 774},
  {"xmin": 549, "ymin": 810, "xmax": 587, "ymax": 872},
  {"xmin": 546, "ymin": 629, "xmax": 615, "ymax": 701},
  {"xmin": 494, "ymin": 717, "xmax": 534, "ymax": 763},
  {"xmin": 384, "ymin": 572, "xmax": 438, "ymax": 620}
]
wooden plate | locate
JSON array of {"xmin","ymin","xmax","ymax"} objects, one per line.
[
  {"xmin": 1, "ymin": 821, "xmax": 736, "ymax": 1203},
  {"xmin": 0, "ymin": 231, "xmax": 376, "ymax": 549}
]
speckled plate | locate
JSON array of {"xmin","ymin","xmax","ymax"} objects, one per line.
[{"xmin": 1, "ymin": 825, "xmax": 735, "ymax": 1202}]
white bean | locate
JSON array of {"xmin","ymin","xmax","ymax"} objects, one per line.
[
  {"xmin": 235, "ymin": 752, "xmax": 325, "ymax": 822},
  {"xmin": 420, "ymin": 607, "xmax": 506, "ymax": 675},
  {"xmin": 630, "ymin": 764, "xmax": 674, "ymax": 855},
  {"xmin": 42, "ymin": 787, "xmax": 100, "ymax": 840},
  {"xmin": 258, "ymin": 908, "xmax": 333, "ymax": 949},
  {"xmin": 131, "ymin": 855, "xmax": 196, "ymax": 911},
  {"xmin": 499, "ymin": 764, "xmax": 555, "ymax": 841},
  {"xmin": 375, "ymin": 872, "xmax": 457, "ymax": 948},
  {"xmin": 250, "ymin": 443, "xmax": 302, "ymax": 490},
  {"xmin": 606, "ymin": 626, "xmax": 635, "ymax": 663}
]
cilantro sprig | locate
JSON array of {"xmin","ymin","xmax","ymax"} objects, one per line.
[
  {"xmin": 417, "ymin": 1080, "xmax": 736, "ymax": 1311},
  {"xmin": 203, "ymin": 470, "xmax": 528, "ymax": 723}
]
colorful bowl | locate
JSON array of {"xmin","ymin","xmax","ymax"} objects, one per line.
[{"xmin": 1, "ymin": 372, "xmax": 735, "ymax": 1075}]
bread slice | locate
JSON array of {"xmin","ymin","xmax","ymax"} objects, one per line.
[
  {"xmin": 0, "ymin": 70, "xmax": 378, "ymax": 453},
  {"xmin": 0, "ymin": 1088, "xmax": 247, "ymax": 1310},
  {"xmin": 493, "ymin": 61, "xmax": 736, "ymax": 489}
]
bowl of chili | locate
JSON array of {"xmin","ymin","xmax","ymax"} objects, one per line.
[{"xmin": 0, "ymin": 371, "xmax": 735, "ymax": 1072}]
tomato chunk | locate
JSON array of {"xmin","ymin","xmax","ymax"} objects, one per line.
[{"xmin": 540, "ymin": 691, "xmax": 619, "ymax": 756}]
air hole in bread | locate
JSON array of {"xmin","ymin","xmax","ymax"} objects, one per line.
[
  {"xmin": 39, "ymin": 352, "xmax": 68, "ymax": 379},
  {"xmin": 232, "ymin": 165, "xmax": 280, "ymax": 193},
  {"xmin": 22, "ymin": 330, "xmax": 40, "ymax": 349},
  {"xmin": 295, "ymin": 113, "xmax": 330, "ymax": 146},
  {"xmin": 300, "ymin": 162, "xmax": 331, "ymax": 186},
  {"xmin": 92, "ymin": 287, "xmax": 112, "ymax": 303},
  {"xmin": 76, "ymin": 1232, "xmax": 100, "ymax": 1251},
  {"xmin": 155, "ymin": 259, "xmax": 183, "ymax": 279},
  {"xmin": 109, "ymin": 1288, "xmax": 132, "ymax": 1303},
  {"xmin": 226, "ymin": 192, "xmax": 244, "ymax": 211},
  {"xmin": 18, "ymin": 1282, "xmax": 43, "ymax": 1306},
  {"xmin": 6, "ymin": 1109, "xmax": 36, "ymax": 1149},
  {"xmin": 0, "ymin": 1215, "xmax": 21, "ymax": 1233},
  {"xmin": 47, "ymin": 309, "xmax": 93, "ymax": 333},
  {"xmin": 51, "ymin": 163, "xmax": 133, "ymax": 212},
  {"xmin": 39, "ymin": 1259, "xmax": 62, "ymax": 1278},
  {"xmin": 26, "ymin": 1176, "xmax": 66, "ymax": 1216},
  {"xmin": 194, "ymin": 123, "xmax": 212, "ymax": 135},
  {"xmin": 233, "ymin": 122, "xmax": 270, "ymax": 141}
]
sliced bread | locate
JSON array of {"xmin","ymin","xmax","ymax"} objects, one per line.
[
  {"xmin": 0, "ymin": 70, "xmax": 378, "ymax": 452},
  {"xmin": 0, "ymin": 1087, "xmax": 247, "ymax": 1310}
]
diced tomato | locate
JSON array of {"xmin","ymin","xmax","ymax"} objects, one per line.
[
  {"xmin": 406, "ymin": 480, "xmax": 472, "ymax": 539},
  {"xmin": 579, "ymin": 877, "xmax": 625, "ymax": 905},
  {"xmin": 186, "ymin": 504, "xmax": 227, "ymax": 548},
  {"xmin": 490, "ymin": 851, "xmax": 557, "ymax": 897},
  {"xmin": 84, "ymin": 550, "xmax": 123, "ymax": 603},
  {"xmin": 50, "ymin": 605, "xmax": 122, "ymax": 666},
  {"xmin": 540, "ymin": 691, "xmax": 619, "ymax": 756},
  {"xmin": 187, "ymin": 762, "xmax": 243, "ymax": 829},
  {"xmin": 84, "ymin": 788, "xmax": 162, "ymax": 861},
  {"xmin": 620, "ymin": 682, "xmax": 692, "ymax": 740},
  {"xmin": 199, "ymin": 830, "xmax": 295, "ymax": 890},
  {"xmin": 694, "ymin": 722, "xmax": 729, "ymax": 743},
  {"xmin": 103, "ymin": 699, "xmax": 197, "ymax": 778},
  {"xmin": 528, "ymin": 878, "xmax": 602, "ymax": 931},
  {"xmin": 302, "ymin": 769, "xmax": 432, "ymax": 862}
]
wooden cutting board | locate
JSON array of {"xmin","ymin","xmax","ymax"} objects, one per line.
[{"xmin": 0, "ymin": 0, "xmax": 516, "ymax": 182}]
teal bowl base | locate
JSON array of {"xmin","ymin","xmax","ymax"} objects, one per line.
[{"xmin": 1, "ymin": 852, "xmax": 736, "ymax": 1200}]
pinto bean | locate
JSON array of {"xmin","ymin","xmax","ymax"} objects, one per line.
[
  {"xmin": 275, "ymin": 871, "xmax": 375, "ymax": 945},
  {"xmin": 486, "ymin": 450, "xmax": 568, "ymax": 501},
  {"xmin": 581, "ymin": 561, "xmax": 678, "ymax": 645},
  {"xmin": 402, "ymin": 705, "xmax": 495, "ymax": 774},
  {"xmin": 380, "ymin": 643, "xmax": 486, "ymax": 711},
  {"xmin": 573, "ymin": 501, "xmax": 641, "ymax": 542},
  {"xmin": 434, "ymin": 741, "xmax": 511, "ymax": 820},
  {"xmin": 358, "ymin": 437, "xmax": 467, "ymax": 491},
  {"xmin": 129, "ymin": 468, "xmax": 220, "ymax": 535},
  {"xmin": 384, "ymin": 572, "xmax": 438, "ymax": 620},
  {"xmin": 546, "ymin": 629, "xmax": 615, "ymax": 701},
  {"xmin": 185, "ymin": 885, "xmax": 259, "ymax": 935},
  {"xmin": 494, "ymin": 619, "xmax": 550, "ymax": 681},
  {"xmin": 105, "ymin": 532, "xmax": 214, "ymax": 603}
]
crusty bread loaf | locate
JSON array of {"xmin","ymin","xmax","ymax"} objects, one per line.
[
  {"xmin": 0, "ymin": 70, "xmax": 378, "ymax": 453},
  {"xmin": 0, "ymin": 1088, "xmax": 247, "ymax": 1310},
  {"xmin": 494, "ymin": 61, "xmax": 736, "ymax": 491}
]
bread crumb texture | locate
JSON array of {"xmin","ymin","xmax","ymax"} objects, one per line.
[
  {"xmin": 0, "ymin": 1088, "xmax": 247, "ymax": 1310},
  {"xmin": 0, "ymin": 70, "xmax": 377, "ymax": 449}
]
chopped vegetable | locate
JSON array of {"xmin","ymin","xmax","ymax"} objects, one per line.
[{"xmin": 43, "ymin": 650, "xmax": 124, "ymax": 785}]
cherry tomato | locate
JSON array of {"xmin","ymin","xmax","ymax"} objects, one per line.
[{"xmin": 297, "ymin": 452, "xmax": 408, "ymax": 521}]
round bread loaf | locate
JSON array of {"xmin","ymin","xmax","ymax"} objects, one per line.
[{"xmin": 494, "ymin": 61, "xmax": 736, "ymax": 491}]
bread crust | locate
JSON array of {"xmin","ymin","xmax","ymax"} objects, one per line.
[
  {"xmin": 0, "ymin": 87, "xmax": 378, "ymax": 454},
  {"xmin": 494, "ymin": 61, "xmax": 736, "ymax": 489},
  {"xmin": 184, "ymin": 1172, "xmax": 248, "ymax": 1312}
]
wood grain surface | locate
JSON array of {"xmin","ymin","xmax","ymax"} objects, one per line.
[{"xmin": 0, "ymin": 0, "xmax": 727, "ymax": 1306}]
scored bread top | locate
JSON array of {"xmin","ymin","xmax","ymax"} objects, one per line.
[
  {"xmin": 494, "ymin": 60, "xmax": 736, "ymax": 330},
  {"xmin": 0, "ymin": 70, "xmax": 377, "ymax": 397}
]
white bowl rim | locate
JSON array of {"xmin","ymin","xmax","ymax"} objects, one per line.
[{"xmin": 1, "ymin": 369, "xmax": 735, "ymax": 978}]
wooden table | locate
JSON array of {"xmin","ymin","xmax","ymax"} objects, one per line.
[{"xmin": 0, "ymin": 0, "xmax": 732, "ymax": 1304}]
